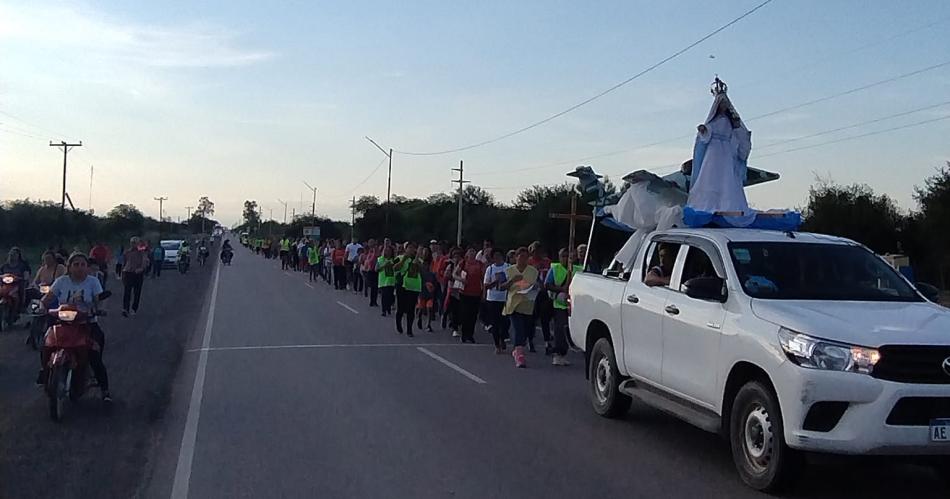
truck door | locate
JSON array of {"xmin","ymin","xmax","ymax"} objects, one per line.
[
  {"xmin": 660, "ymin": 243, "xmax": 727, "ymax": 408},
  {"xmin": 620, "ymin": 239, "xmax": 681, "ymax": 383}
]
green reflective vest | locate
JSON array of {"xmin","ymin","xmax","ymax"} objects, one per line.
[
  {"xmin": 550, "ymin": 263, "xmax": 582, "ymax": 309},
  {"xmin": 402, "ymin": 261, "xmax": 422, "ymax": 292},
  {"xmin": 308, "ymin": 247, "xmax": 320, "ymax": 265},
  {"xmin": 280, "ymin": 239, "xmax": 291, "ymax": 251},
  {"xmin": 377, "ymin": 256, "xmax": 396, "ymax": 287}
]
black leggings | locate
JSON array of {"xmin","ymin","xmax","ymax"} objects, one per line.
[
  {"xmin": 459, "ymin": 295, "xmax": 480, "ymax": 341},
  {"xmin": 380, "ymin": 286, "xmax": 395, "ymax": 314},
  {"xmin": 333, "ymin": 265, "xmax": 346, "ymax": 290},
  {"xmin": 396, "ymin": 288, "xmax": 419, "ymax": 334}
]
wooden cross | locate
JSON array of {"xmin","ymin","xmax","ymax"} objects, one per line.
[{"xmin": 549, "ymin": 191, "xmax": 592, "ymax": 253}]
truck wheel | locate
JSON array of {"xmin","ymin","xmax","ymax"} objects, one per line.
[
  {"xmin": 729, "ymin": 380, "xmax": 801, "ymax": 491},
  {"xmin": 588, "ymin": 337, "xmax": 631, "ymax": 418}
]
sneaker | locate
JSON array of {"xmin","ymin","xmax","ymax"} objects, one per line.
[
  {"xmin": 396, "ymin": 324, "xmax": 403, "ymax": 334},
  {"xmin": 544, "ymin": 344, "xmax": 554, "ymax": 356},
  {"xmin": 512, "ymin": 347, "xmax": 527, "ymax": 368},
  {"xmin": 102, "ymin": 390, "xmax": 113, "ymax": 403},
  {"xmin": 427, "ymin": 326, "xmax": 434, "ymax": 333},
  {"xmin": 528, "ymin": 344, "xmax": 537, "ymax": 353},
  {"xmin": 452, "ymin": 330, "xmax": 460, "ymax": 337},
  {"xmin": 121, "ymin": 310, "xmax": 129, "ymax": 318},
  {"xmin": 130, "ymin": 310, "xmax": 137, "ymax": 317},
  {"xmin": 495, "ymin": 346, "xmax": 502, "ymax": 354},
  {"xmin": 407, "ymin": 331, "xmax": 414, "ymax": 338},
  {"xmin": 552, "ymin": 355, "xmax": 571, "ymax": 366}
]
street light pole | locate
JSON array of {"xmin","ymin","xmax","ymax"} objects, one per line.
[
  {"xmin": 277, "ymin": 199, "xmax": 288, "ymax": 223},
  {"xmin": 365, "ymin": 136, "xmax": 393, "ymax": 236},
  {"xmin": 303, "ymin": 181, "xmax": 317, "ymax": 219}
]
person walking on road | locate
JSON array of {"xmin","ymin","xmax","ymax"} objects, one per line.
[
  {"xmin": 307, "ymin": 242, "xmax": 321, "ymax": 282},
  {"xmin": 483, "ymin": 248, "xmax": 510, "ymax": 354},
  {"xmin": 332, "ymin": 240, "xmax": 347, "ymax": 290},
  {"xmin": 362, "ymin": 239, "xmax": 379, "ymax": 307},
  {"xmin": 121, "ymin": 237, "xmax": 148, "ymax": 317},
  {"xmin": 393, "ymin": 243, "xmax": 421, "ymax": 337},
  {"xmin": 279, "ymin": 237, "xmax": 291, "ymax": 270},
  {"xmin": 344, "ymin": 238, "xmax": 362, "ymax": 291},
  {"xmin": 416, "ymin": 247, "xmax": 439, "ymax": 333},
  {"xmin": 528, "ymin": 242, "xmax": 554, "ymax": 354},
  {"xmin": 546, "ymin": 248, "xmax": 578, "ymax": 366},
  {"xmin": 377, "ymin": 245, "xmax": 396, "ymax": 316},
  {"xmin": 151, "ymin": 243, "xmax": 165, "ymax": 278},
  {"xmin": 502, "ymin": 247, "xmax": 539, "ymax": 368},
  {"xmin": 441, "ymin": 248, "xmax": 463, "ymax": 336},
  {"xmin": 455, "ymin": 248, "xmax": 485, "ymax": 344}
]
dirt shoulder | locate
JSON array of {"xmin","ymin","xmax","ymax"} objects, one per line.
[{"xmin": 0, "ymin": 262, "xmax": 213, "ymax": 499}]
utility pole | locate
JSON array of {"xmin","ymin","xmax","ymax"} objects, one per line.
[
  {"xmin": 49, "ymin": 140, "xmax": 82, "ymax": 221},
  {"xmin": 88, "ymin": 165, "xmax": 93, "ymax": 212},
  {"xmin": 350, "ymin": 196, "xmax": 357, "ymax": 241},
  {"xmin": 155, "ymin": 196, "xmax": 168, "ymax": 236},
  {"xmin": 365, "ymin": 136, "xmax": 393, "ymax": 235},
  {"xmin": 277, "ymin": 199, "xmax": 288, "ymax": 223},
  {"xmin": 451, "ymin": 160, "xmax": 469, "ymax": 246},
  {"xmin": 303, "ymin": 181, "xmax": 317, "ymax": 220},
  {"xmin": 185, "ymin": 206, "xmax": 193, "ymax": 219}
]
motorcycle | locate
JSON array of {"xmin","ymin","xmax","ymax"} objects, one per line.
[
  {"xmin": 25, "ymin": 284, "xmax": 51, "ymax": 350},
  {"xmin": 0, "ymin": 273, "xmax": 23, "ymax": 331},
  {"xmin": 197, "ymin": 246, "xmax": 209, "ymax": 267},
  {"xmin": 221, "ymin": 248, "xmax": 233, "ymax": 265},
  {"xmin": 178, "ymin": 253, "xmax": 190, "ymax": 274},
  {"xmin": 42, "ymin": 291, "xmax": 111, "ymax": 422}
]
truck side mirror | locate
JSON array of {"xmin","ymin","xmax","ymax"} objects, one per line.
[
  {"xmin": 682, "ymin": 276, "xmax": 727, "ymax": 303},
  {"xmin": 915, "ymin": 282, "xmax": 940, "ymax": 302}
]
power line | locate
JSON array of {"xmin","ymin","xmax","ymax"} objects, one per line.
[
  {"xmin": 472, "ymin": 58, "xmax": 950, "ymax": 179},
  {"xmin": 391, "ymin": 0, "xmax": 777, "ymax": 156},
  {"xmin": 748, "ymin": 59, "xmax": 950, "ymax": 121},
  {"xmin": 348, "ymin": 156, "xmax": 388, "ymax": 194},
  {"xmin": 755, "ymin": 114, "xmax": 950, "ymax": 158},
  {"xmin": 757, "ymin": 100, "xmax": 950, "ymax": 149}
]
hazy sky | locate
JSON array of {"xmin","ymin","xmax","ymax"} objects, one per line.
[{"xmin": 2, "ymin": 0, "xmax": 949, "ymax": 226}]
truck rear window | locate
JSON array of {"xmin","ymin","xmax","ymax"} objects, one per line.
[{"xmin": 728, "ymin": 242, "xmax": 922, "ymax": 302}]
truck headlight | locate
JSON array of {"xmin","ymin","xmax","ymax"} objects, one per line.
[{"xmin": 778, "ymin": 328, "xmax": 880, "ymax": 375}]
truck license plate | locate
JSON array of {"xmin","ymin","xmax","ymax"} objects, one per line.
[{"xmin": 930, "ymin": 419, "xmax": 950, "ymax": 442}]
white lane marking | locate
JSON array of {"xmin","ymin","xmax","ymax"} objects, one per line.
[
  {"xmin": 171, "ymin": 261, "xmax": 221, "ymax": 499},
  {"xmin": 185, "ymin": 342, "xmax": 490, "ymax": 353},
  {"xmin": 417, "ymin": 347, "xmax": 487, "ymax": 384},
  {"xmin": 305, "ymin": 282, "xmax": 315, "ymax": 289},
  {"xmin": 337, "ymin": 301, "xmax": 359, "ymax": 314}
]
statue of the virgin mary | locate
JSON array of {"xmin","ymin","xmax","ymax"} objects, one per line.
[{"xmin": 687, "ymin": 77, "xmax": 755, "ymax": 226}]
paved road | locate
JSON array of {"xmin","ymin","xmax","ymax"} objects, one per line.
[
  {"xmin": 0, "ymin": 260, "xmax": 213, "ymax": 499},
  {"xmin": 146, "ymin": 243, "xmax": 946, "ymax": 499}
]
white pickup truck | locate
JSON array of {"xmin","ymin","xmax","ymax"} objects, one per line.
[{"xmin": 569, "ymin": 227, "xmax": 950, "ymax": 491}]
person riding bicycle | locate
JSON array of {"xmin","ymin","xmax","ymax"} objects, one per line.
[{"xmin": 39, "ymin": 253, "xmax": 112, "ymax": 402}]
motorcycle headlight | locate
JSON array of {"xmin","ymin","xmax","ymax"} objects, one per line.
[{"xmin": 778, "ymin": 327, "xmax": 880, "ymax": 375}]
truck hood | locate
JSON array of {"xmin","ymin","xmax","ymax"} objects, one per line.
[{"xmin": 750, "ymin": 299, "xmax": 950, "ymax": 347}]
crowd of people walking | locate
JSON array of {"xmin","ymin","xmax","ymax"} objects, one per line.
[{"xmin": 251, "ymin": 235, "xmax": 589, "ymax": 368}]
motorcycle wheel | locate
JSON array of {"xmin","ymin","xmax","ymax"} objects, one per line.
[{"xmin": 48, "ymin": 366, "xmax": 69, "ymax": 422}]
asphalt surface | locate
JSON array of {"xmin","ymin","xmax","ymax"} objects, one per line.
[
  {"xmin": 0, "ymin": 258, "xmax": 213, "ymax": 499},
  {"xmin": 139, "ymin": 242, "xmax": 947, "ymax": 499}
]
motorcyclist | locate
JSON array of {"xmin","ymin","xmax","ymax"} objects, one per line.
[
  {"xmin": 198, "ymin": 238, "xmax": 210, "ymax": 263},
  {"xmin": 220, "ymin": 239, "xmax": 234, "ymax": 263},
  {"xmin": 179, "ymin": 241, "xmax": 191, "ymax": 265},
  {"xmin": 1, "ymin": 247, "xmax": 32, "ymax": 324},
  {"xmin": 39, "ymin": 252, "xmax": 111, "ymax": 403}
]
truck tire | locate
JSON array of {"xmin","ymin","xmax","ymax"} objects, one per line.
[
  {"xmin": 588, "ymin": 337, "xmax": 631, "ymax": 418},
  {"xmin": 729, "ymin": 380, "xmax": 801, "ymax": 492}
]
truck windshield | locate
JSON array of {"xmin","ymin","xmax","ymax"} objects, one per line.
[{"xmin": 728, "ymin": 242, "xmax": 922, "ymax": 302}]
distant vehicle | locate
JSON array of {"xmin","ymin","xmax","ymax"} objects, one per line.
[
  {"xmin": 570, "ymin": 227, "xmax": 950, "ymax": 491},
  {"xmin": 160, "ymin": 240, "xmax": 184, "ymax": 268}
]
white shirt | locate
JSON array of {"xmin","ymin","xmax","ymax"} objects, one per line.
[
  {"xmin": 483, "ymin": 263, "xmax": 510, "ymax": 302},
  {"xmin": 345, "ymin": 243, "xmax": 362, "ymax": 262}
]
